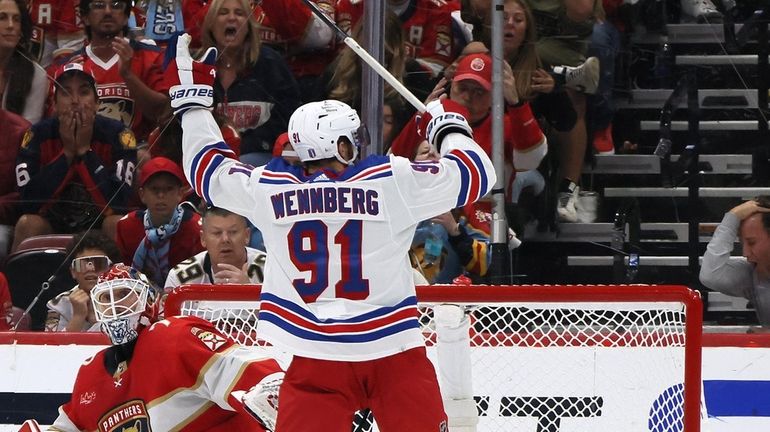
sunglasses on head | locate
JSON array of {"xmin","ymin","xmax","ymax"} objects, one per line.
[
  {"xmin": 89, "ymin": 0, "xmax": 127, "ymax": 10},
  {"xmin": 71, "ymin": 255, "xmax": 112, "ymax": 273}
]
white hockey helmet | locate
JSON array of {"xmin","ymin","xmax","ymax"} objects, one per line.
[
  {"xmin": 287, "ymin": 100, "xmax": 367, "ymax": 165},
  {"xmin": 91, "ymin": 264, "xmax": 153, "ymax": 345}
]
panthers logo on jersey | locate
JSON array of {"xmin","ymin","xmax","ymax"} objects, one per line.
[{"xmin": 97, "ymin": 400, "xmax": 150, "ymax": 432}]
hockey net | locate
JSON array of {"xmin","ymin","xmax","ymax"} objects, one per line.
[{"xmin": 165, "ymin": 284, "xmax": 702, "ymax": 432}]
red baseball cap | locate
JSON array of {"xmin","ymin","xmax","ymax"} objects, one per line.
[
  {"xmin": 139, "ymin": 157, "xmax": 186, "ymax": 187},
  {"xmin": 453, "ymin": 53, "xmax": 492, "ymax": 91}
]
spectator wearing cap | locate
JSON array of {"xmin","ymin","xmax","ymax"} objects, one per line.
[
  {"xmin": 115, "ymin": 156, "xmax": 204, "ymax": 287},
  {"xmin": 391, "ymin": 53, "xmax": 547, "ymax": 200},
  {"xmin": 45, "ymin": 230, "xmax": 121, "ymax": 332},
  {"xmin": 12, "ymin": 63, "xmax": 137, "ymax": 252},
  {"xmin": 52, "ymin": 0, "xmax": 169, "ymax": 141},
  {"xmin": 0, "ymin": 0, "xmax": 48, "ymax": 124}
]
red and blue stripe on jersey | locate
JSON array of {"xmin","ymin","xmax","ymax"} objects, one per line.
[
  {"xmin": 445, "ymin": 149, "xmax": 489, "ymax": 208},
  {"xmin": 259, "ymin": 155, "xmax": 393, "ymax": 185},
  {"xmin": 190, "ymin": 141, "xmax": 236, "ymax": 204},
  {"xmin": 258, "ymin": 293, "xmax": 420, "ymax": 343}
]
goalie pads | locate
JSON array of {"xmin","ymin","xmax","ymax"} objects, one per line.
[
  {"xmin": 240, "ymin": 371, "xmax": 285, "ymax": 431},
  {"xmin": 434, "ymin": 304, "xmax": 478, "ymax": 431}
]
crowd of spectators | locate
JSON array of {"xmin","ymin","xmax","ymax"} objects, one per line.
[{"xmin": 0, "ymin": 0, "xmax": 759, "ymax": 331}]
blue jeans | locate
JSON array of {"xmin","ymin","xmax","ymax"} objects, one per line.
[{"xmin": 588, "ymin": 20, "xmax": 621, "ymax": 130}]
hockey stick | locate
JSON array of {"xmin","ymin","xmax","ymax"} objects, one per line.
[{"xmin": 300, "ymin": 0, "xmax": 426, "ymax": 112}]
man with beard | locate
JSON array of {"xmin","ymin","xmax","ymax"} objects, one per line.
[{"xmin": 52, "ymin": 0, "xmax": 169, "ymax": 141}]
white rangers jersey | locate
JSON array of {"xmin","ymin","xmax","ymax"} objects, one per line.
[
  {"xmin": 181, "ymin": 109, "xmax": 495, "ymax": 361},
  {"xmin": 164, "ymin": 247, "xmax": 268, "ymax": 289}
]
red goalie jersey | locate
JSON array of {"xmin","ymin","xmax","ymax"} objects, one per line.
[{"xmin": 50, "ymin": 316, "xmax": 281, "ymax": 432}]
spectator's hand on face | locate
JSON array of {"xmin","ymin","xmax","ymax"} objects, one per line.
[
  {"xmin": 74, "ymin": 103, "xmax": 96, "ymax": 156},
  {"xmin": 59, "ymin": 107, "xmax": 79, "ymax": 161},
  {"xmin": 426, "ymin": 77, "xmax": 448, "ymax": 105},
  {"xmin": 730, "ymin": 200, "xmax": 770, "ymax": 220},
  {"xmin": 69, "ymin": 287, "xmax": 90, "ymax": 321},
  {"xmin": 503, "ymin": 62, "xmax": 519, "ymax": 105},
  {"xmin": 531, "ymin": 68, "xmax": 555, "ymax": 94},
  {"xmin": 214, "ymin": 263, "xmax": 250, "ymax": 285}
]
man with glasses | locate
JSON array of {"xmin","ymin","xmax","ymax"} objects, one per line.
[
  {"xmin": 51, "ymin": 0, "xmax": 169, "ymax": 142},
  {"xmin": 46, "ymin": 231, "xmax": 122, "ymax": 332}
]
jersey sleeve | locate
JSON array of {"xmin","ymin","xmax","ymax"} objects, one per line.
[
  {"xmin": 180, "ymin": 109, "xmax": 264, "ymax": 216},
  {"xmin": 508, "ymin": 103, "xmax": 547, "ymax": 171},
  {"xmin": 161, "ymin": 317, "xmax": 282, "ymax": 419},
  {"xmin": 49, "ymin": 406, "xmax": 82, "ymax": 431},
  {"xmin": 390, "ymin": 133, "xmax": 496, "ymax": 228}
]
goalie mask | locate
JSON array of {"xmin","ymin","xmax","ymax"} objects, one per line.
[
  {"xmin": 91, "ymin": 264, "xmax": 153, "ymax": 345},
  {"xmin": 288, "ymin": 100, "xmax": 369, "ymax": 165}
]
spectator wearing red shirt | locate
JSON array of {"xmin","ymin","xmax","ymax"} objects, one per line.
[
  {"xmin": 28, "ymin": 0, "xmax": 85, "ymax": 67},
  {"xmin": 337, "ymin": 0, "xmax": 460, "ymax": 78},
  {"xmin": 51, "ymin": 0, "xmax": 170, "ymax": 141},
  {"xmin": 392, "ymin": 53, "xmax": 547, "ymax": 195},
  {"xmin": 116, "ymin": 156, "xmax": 204, "ymax": 287}
]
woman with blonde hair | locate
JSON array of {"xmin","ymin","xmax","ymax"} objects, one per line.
[{"xmin": 199, "ymin": 0, "xmax": 301, "ymax": 167}]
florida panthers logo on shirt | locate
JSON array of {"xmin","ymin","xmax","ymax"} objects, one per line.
[
  {"xmin": 96, "ymin": 84, "xmax": 135, "ymax": 129},
  {"xmin": 97, "ymin": 400, "xmax": 150, "ymax": 432},
  {"xmin": 191, "ymin": 326, "xmax": 227, "ymax": 351}
]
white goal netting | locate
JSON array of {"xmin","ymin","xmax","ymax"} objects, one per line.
[{"xmin": 165, "ymin": 284, "xmax": 702, "ymax": 432}]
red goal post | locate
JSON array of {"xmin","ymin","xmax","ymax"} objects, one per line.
[{"xmin": 165, "ymin": 284, "xmax": 703, "ymax": 432}]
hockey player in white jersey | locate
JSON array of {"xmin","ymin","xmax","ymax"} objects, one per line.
[{"xmin": 165, "ymin": 33, "xmax": 496, "ymax": 431}]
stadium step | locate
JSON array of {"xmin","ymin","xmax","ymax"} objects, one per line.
[
  {"xmin": 676, "ymin": 54, "xmax": 762, "ymax": 65},
  {"xmin": 639, "ymin": 119, "xmax": 768, "ymax": 131},
  {"xmin": 566, "ymin": 255, "xmax": 743, "ymax": 267},
  {"xmin": 522, "ymin": 222, "xmax": 721, "ymax": 243},
  {"xmin": 631, "ymin": 23, "xmax": 743, "ymax": 44},
  {"xmin": 617, "ymin": 89, "xmax": 761, "ymax": 109},
  {"xmin": 603, "ymin": 187, "xmax": 770, "ymax": 198},
  {"xmin": 584, "ymin": 154, "xmax": 752, "ymax": 175}
]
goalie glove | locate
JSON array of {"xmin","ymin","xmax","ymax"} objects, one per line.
[
  {"xmin": 241, "ymin": 371, "xmax": 284, "ymax": 431},
  {"xmin": 163, "ymin": 33, "xmax": 218, "ymax": 116},
  {"xmin": 418, "ymin": 98, "xmax": 473, "ymax": 152}
]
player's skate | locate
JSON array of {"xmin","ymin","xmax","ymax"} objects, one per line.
[{"xmin": 241, "ymin": 371, "xmax": 284, "ymax": 431}]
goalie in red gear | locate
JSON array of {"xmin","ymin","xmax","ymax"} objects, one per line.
[{"xmin": 49, "ymin": 264, "xmax": 284, "ymax": 432}]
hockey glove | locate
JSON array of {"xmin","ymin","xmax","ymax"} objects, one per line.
[
  {"xmin": 163, "ymin": 33, "xmax": 218, "ymax": 116},
  {"xmin": 418, "ymin": 98, "xmax": 473, "ymax": 151},
  {"xmin": 241, "ymin": 371, "xmax": 284, "ymax": 431}
]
